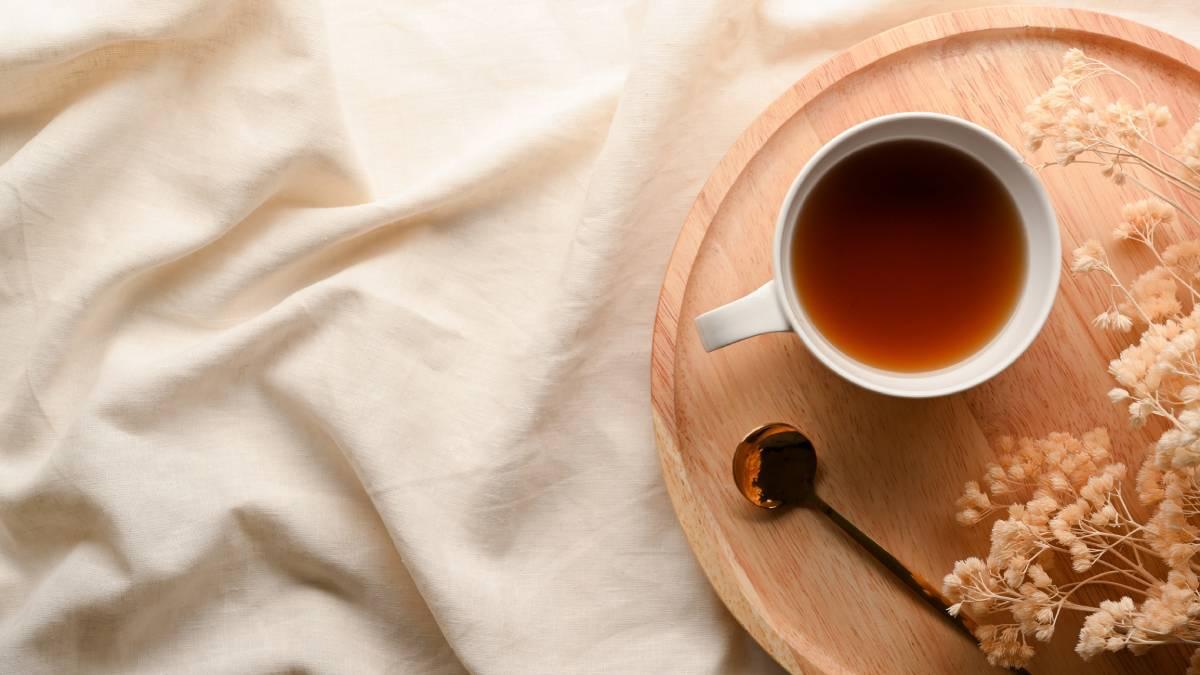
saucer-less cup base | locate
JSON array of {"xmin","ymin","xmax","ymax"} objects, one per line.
[{"xmin": 694, "ymin": 113, "xmax": 1060, "ymax": 398}]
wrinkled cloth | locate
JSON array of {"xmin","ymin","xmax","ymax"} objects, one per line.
[{"xmin": 2, "ymin": 1, "xmax": 1199, "ymax": 673}]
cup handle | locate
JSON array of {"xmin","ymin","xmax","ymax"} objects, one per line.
[{"xmin": 695, "ymin": 281, "xmax": 791, "ymax": 352}]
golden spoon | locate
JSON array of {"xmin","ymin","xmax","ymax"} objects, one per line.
[{"xmin": 732, "ymin": 423, "xmax": 992, "ymax": 648}]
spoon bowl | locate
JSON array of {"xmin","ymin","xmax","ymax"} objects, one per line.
[{"xmin": 732, "ymin": 423, "xmax": 817, "ymax": 508}]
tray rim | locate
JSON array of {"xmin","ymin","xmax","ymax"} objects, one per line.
[{"xmin": 649, "ymin": 6, "xmax": 1200, "ymax": 673}]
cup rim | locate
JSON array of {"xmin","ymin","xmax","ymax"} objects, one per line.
[{"xmin": 770, "ymin": 112, "xmax": 1060, "ymax": 398}]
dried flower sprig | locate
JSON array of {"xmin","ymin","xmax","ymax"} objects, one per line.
[
  {"xmin": 946, "ymin": 429, "xmax": 1200, "ymax": 667},
  {"xmin": 946, "ymin": 49, "xmax": 1200, "ymax": 671},
  {"xmin": 1021, "ymin": 49, "xmax": 1198, "ymax": 196}
]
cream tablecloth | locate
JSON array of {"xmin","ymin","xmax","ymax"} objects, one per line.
[{"xmin": 3, "ymin": 1, "xmax": 1200, "ymax": 673}]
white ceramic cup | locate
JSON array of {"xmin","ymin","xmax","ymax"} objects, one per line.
[{"xmin": 695, "ymin": 112, "xmax": 1060, "ymax": 398}]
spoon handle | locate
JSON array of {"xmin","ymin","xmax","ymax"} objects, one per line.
[
  {"xmin": 810, "ymin": 494, "xmax": 976, "ymax": 639},
  {"xmin": 812, "ymin": 495, "xmax": 1032, "ymax": 674}
]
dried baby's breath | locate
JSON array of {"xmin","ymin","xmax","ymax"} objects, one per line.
[
  {"xmin": 1114, "ymin": 198, "xmax": 1175, "ymax": 241},
  {"xmin": 1072, "ymin": 239, "xmax": 1108, "ymax": 272},
  {"xmin": 948, "ymin": 49, "xmax": 1200, "ymax": 671}
]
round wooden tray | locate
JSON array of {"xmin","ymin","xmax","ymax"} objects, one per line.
[{"xmin": 651, "ymin": 7, "xmax": 1200, "ymax": 674}]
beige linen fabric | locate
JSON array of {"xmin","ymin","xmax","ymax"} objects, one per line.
[{"xmin": 2, "ymin": 1, "xmax": 1199, "ymax": 673}]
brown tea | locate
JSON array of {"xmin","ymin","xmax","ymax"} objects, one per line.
[{"xmin": 791, "ymin": 139, "xmax": 1026, "ymax": 372}]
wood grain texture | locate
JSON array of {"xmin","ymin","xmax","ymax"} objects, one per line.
[{"xmin": 650, "ymin": 7, "xmax": 1200, "ymax": 674}]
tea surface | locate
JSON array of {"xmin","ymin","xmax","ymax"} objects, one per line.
[{"xmin": 791, "ymin": 139, "xmax": 1026, "ymax": 372}]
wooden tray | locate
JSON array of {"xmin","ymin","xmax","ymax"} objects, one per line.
[{"xmin": 651, "ymin": 7, "xmax": 1200, "ymax": 674}]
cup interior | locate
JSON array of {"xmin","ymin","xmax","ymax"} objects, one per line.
[{"xmin": 774, "ymin": 113, "xmax": 1059, "ymax": 398}]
